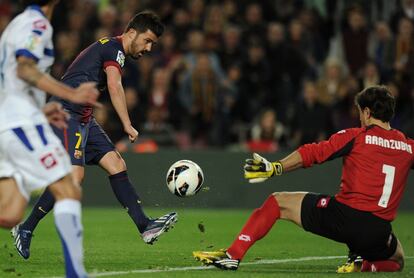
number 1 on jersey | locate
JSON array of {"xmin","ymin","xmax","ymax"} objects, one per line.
[{"xmin": 378, "ymin": 164, "xmax": 395, "ymax": 208}]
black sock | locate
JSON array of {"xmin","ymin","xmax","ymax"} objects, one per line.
[
  {"xmin": 21, "ymin": 188, "xmax": 55, "ymax": 232},
  {"xmin": 109, "ymin": 171, "xmax": 150, "ymax": 233}
]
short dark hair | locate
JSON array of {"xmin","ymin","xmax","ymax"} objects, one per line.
[
  {"xmin": 20, "ymin": 0, "xmax": 54, "ymax": 6},
  {"xmin": 125, "ymin": 11, "xmax": 164, "ymax": 37},
  {"xmin": 354, "ymin": 85, "xmax": 395, "ymax": 122}
]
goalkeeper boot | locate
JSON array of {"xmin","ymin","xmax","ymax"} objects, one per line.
[
  {"xmin": 141, "ymin": 212, "xmax": 178, "ymax": 244},
  {"xmin": 337, "ymin": 252, "xmax": 363, "ymax": 273},
  {"xmin": 11, "ymin": 224, "xmax": 33, "ymax": 260},
  {"xmin": 193, "ymin": 249, "xmax": 240, "ymax": 270}
]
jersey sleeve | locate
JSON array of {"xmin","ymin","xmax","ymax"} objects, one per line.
[
  {"xmin": 297, "ymin": 128, "xmax": 363, "ymax": 168},
  {"xmin": 410, "ymin": 138, "xmax": 414, "ymax": 170},
  {"xmin": 101, "ymin": 41, "xmax": 125, "ymax": 73},
  {"xmin": 14, "ymin": 18, "xmax": 51, "ymax": 63}
]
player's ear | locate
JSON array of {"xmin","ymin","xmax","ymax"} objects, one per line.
[
  {"xmin": 126, "ymin": 28, "xmax": 137, "ymax": 39},
  {"xmin": 364, "ymin": 107, "xmax": 371, "ymax": 118}
]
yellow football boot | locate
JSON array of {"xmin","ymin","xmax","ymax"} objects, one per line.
[
  {"xmin": 193, "ymin": 249, "xmax": 239, "ymax": 270},
  {"xmin": 337, "ymin": 253, "xmax": 363, "ymax": 273}
]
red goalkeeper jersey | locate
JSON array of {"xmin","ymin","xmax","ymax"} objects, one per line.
[{"xmin": 297, "ymin": 125, "xmax": 414, "ymax": 221}]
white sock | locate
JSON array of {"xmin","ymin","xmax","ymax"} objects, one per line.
[{"xmin": 54, "ymin": 199, "xmax": 87, "ymax": 278}]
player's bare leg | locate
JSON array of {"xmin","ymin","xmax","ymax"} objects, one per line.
[
  {"xmin": 71, "ymin": 165, "xmax": 85, "ymax": 185},
  {"xmin": 99, "ymin": 150, "xmax": 177, "ymax": 244},
  {"xmin": 390, "ymin": 239, "xmax": 405, "ymax": 269},
  {"xmin": 193, "ymin": 192, "xmax": 306, "ymax": 270},
  {"xmin": 0, "ymin": 178, "xmax": 27, "ymax": 228}
]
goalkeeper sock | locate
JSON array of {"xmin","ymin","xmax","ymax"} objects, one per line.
[
  {"xmin": 21, "ymin": 188, "xmax": 55, "ymax": 232},
  {"xmin": 361, "ymin": 260, "xmax": 401, "ymax": 272},
  {"xmin": 227, "ymin": 195, "xmax": 280, "ymax": 260},
  {"xmin": 109, "ymin": 171, "xmax": 150, "ymax": 233}
]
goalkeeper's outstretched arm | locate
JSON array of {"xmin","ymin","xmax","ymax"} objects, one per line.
[{"xmin": 278, "ymin": 151, "xmax": 303, "ymax": 173}]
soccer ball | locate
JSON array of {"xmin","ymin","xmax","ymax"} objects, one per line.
[{"xmin": 166, "ymin": 160, "xmax": 204, "ymax": 197}]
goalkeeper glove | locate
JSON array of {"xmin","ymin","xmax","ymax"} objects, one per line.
[{"xmin": 244, "ymin": 153, "xmax": 283, "ymax": 183}]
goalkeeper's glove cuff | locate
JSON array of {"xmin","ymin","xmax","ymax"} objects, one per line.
[{"xmin": 272, "ymin": 161, "xmax": 283, "ymax": 176}]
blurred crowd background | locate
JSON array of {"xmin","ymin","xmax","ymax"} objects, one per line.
[{"xmin": 2, "ymin": 0, "xmax": 414, "ymax": 152}]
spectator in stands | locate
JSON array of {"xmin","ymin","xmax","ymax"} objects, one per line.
[
  {"xmin": 317, "ymin": 57, "xmax": 347, "ymax": 107},
  {"xmin": 216, "ymin": 64, "xmax": 240, "ymax": 146},
  {"xmin": 342, "ymin": 6, "xmax": 369, "ymax": 76},
  {"xmin": 359, "ymin": 61, "xmax": 381, "ymax": 89},
  {"xmin": 217, "ymin": 25, "xmax": 243, "ymax": 72},
  {"xmin": 52, "ymin": 32, "xmax": 81, "ymax": 78},
  {"xmin": 203, "ymin": 4, "xmax": 225, "ymax": 52},
  {"xmin": 238, "ymin": 41, "xmax": 271, "ymax": 123},
  {"xmin": 332, "ymin": 75, "xmax": 361, "ymax": 131},
  {"xmin": 171, "ymin": 8, "xmax": 191, "ymax": 51},
  {"xmin": 154, "ymin": 29, "xmax": 182, "ymax": 69},
  {"xmin": 247, "ymin": 109, "xmax": 286, "ymax": 152},
  {"xmin": 393, "ymin": 17, "xmax": 414, "ymax": 105},
  {"xmin": 390, "ymin": 0, "xmax": 414, "ymax": 32},
  {"xmin": 148, "ymin": 68, "xmax": 170, "ymax": 122},
  {"xmin": 368, "ymin": 21, "xmax": 395, "ymax": 79},
  {"xmin": 179, "ymin": 53, "xmax": 221, "ymax": 146},
  {"xmin": 98, "ymin": 4, "xmax": 121, "ymax": 36},
  {"xmin": 394, "ymin": 17, "xmax": 414, "ymax": 75},
  {"xmin": 221, "ymin": 0, "xmax": 240, "ymax": 25},
  {"xmin": 141, "ymin": 107, "xmax": 176, "ymax": 147},
  {"xmin": 291, "ymin": 81, "xmax": 331, "ymax": 146},
  {"xmin": 183, "ymin": 30, "xmax": 225, "ymax": 81},
  {"xmin": 242, "ymin": 2, "xmax": 266, "ymax": 45},
  {"xmin": 187, "ymin": 0, "xmax": 205, "ymax": 30}
]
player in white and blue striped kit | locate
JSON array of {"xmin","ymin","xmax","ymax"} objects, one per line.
[{"xmin": 0, "ymin": 1, "xmax": 99, "ymax": 277}]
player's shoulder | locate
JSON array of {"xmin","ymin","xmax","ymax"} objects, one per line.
[
  {"xmin": 19, "ymin": 7, "xmax": 52, "ymax": 31},
  {"xmin": 392, "ymin": 128, "xmax": 414, "ymax": 145},
  {"xmin": 333, "ymin": 127, "xmax": 365, "ymax": 138},
  {"xmin": 96, "ymin": 37, "xmax": 124, "ymax": 51},
  {"xmin": 97, "ymin": 37, "xmax": 125, "ymax": 67}
]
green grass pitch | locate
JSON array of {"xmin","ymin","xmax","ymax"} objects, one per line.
[{"xmin": 0, "ymin": 208, "xmax": 413, "ymax": 277}]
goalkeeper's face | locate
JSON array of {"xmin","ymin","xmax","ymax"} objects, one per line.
[{"xmin": 129, "ymin": 29, "xmax": 158, "ymax": 59}]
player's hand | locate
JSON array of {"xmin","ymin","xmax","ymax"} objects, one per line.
[
  {"xmin": 244, "ymin": 153, "xmax": 283, "ymax": 183},
  {"xmin": 124, "ymin": 125, "xmax": 139, "ymax": 143},
  {"xmin": 71, "ymin": 82, "xmax": 102, "ymax": 107},
  {"xmin": 43, "ymin": 102, "xmax": 69, "ymax": 129}
]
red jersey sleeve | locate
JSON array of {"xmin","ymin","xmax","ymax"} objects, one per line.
[{"xmin": 298, "ymin": 128, "xmax": 365, "ymax": 168}]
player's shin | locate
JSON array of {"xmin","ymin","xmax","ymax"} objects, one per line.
[
  {"xmin": 227, "ymin": 195, "xmax": 280, "ymax": 260},
  {"xmin": 21, "ymin": 188, "xmax": 55, "ymax": 231},
  {"xmin": 54, "ymin": 199, "xmax": 87, "ymax": 278},
  {"xmin": 109, "ymin": 171, "xmax": 150, "ymax": 233}
]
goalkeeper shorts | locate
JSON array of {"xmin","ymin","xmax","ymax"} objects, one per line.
[{"xmin": 301, "ymin": 193, "xmax": 398, "ymax": 261}]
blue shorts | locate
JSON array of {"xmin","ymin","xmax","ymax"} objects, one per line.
[{"xmin": 52, "ymin": 117, "xmax": 115, "ymax": 166}]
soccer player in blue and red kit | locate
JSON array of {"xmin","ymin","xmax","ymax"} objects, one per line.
[
  {"xmin": 13, "ymin": 11, "xmax": 177, "ymax": 259},
  {"xmin": 194, "ymin": 85, "xmax": 412, "ymax": 273}
]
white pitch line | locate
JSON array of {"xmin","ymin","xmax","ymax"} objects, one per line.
[
  {"xmin": 49, "ymin": 255, "xmax": 414, "ymax": 278},
  {"xmin": 49, "ymin": 255, "xmax": 345, "ymax": 278}
]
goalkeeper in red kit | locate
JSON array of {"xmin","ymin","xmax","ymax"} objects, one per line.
[{"xmin": 193, "ymin": 85, "xmax": 413, "ymax": 273}]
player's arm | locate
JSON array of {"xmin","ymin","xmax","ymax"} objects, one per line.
[
  {"xmin": 16, "ymin": 56, "xmax": 99, "ymax": 106},
  {"xmin": 106, "ymin": 66, "xmax": 138, "ymax": 142},
  {"xmin": 244, "ymin": 129, "xmax": 360, "ymax": 183}
]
